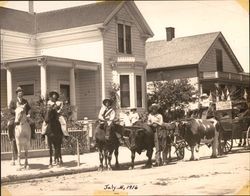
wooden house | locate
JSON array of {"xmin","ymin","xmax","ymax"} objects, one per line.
[
  {"xmin": 146, "ymin": 27, "xmax": 249, "ymax": 101},
  {"xmin": 0, "ymin": 1, "xmax": 154, "ymax": 120}
]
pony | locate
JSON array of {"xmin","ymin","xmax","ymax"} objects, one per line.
[
  {"xmin": 94, "ymin": 122, "xmax": 122, "ymax": 171},
  {"xmin": 44, "ymin": 106, "xmax": 63, "ymax": 167},
  {"xmin": 14, "ymin": 103, "xmax": 31, "ymax": 170}
]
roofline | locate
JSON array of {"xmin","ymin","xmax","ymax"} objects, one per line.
[
  {"xmin": 146, "ymin": 64, "xmax": 198, "ymax": 71},
  {"xmin": 103, "ymin": 1, "xmax": 125, "ymax": 25},
  {"xmin": 1, "ymin": 55, "xmax": 101, "ymax": 66}
]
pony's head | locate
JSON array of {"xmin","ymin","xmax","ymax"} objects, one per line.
[
  {"xmin": 15, "ymin": 103, "xmax": 27, "ymax": 124},
  {"xmin": 44, "ymin": 105, "xmax": 58, "ymax": 123}
]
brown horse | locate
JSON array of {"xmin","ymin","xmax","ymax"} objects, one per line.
[{"xmin": 44, "ymin": 106, "xmax": 63, "ymax": 167}]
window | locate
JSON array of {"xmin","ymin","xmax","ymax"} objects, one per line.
[
  {"xmin": 216, "ymin": 49, "xmax": 223, "ymax": 72},
  {"xmin": 120, "ymin": 75, "xmax": 130, "ymax": 107},
  {"xmin": 125, "ymin": 25, "xmax": 132, "ymax": 54},
  {"xmin": 118, "ymin": 24, "xmax": 124, "ymax": 53},
  {"xmin": 117, "ymin": 24, "xmax": 132, "ymax": 54},
  {"xmin": 60, "ymin": 84, "xmax": 70, "ymax": 103},
  {"xmin": 136, "ymin": 75, "xmax": 142, "ymax": 107},
  {"xmin": 19, "ymin": 84, "xmax": 34, "ymax": 96}
]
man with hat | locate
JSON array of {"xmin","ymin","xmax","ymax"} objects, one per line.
[
  {"xmin": 129, "ymin": 107, "xmax": 140, "ymax": 126},
  {"xmin": 97, "ymin": 98, "xmax": 124, "ymax": 145},
  {"xmin": 41, "ymin": 91, "xmax": 70, "ymax": 139},
  {"xmin": 147, "ymin": 103, "xmax": 163, "ymax": 166},
  {"xmin": 7, "ymin": 86, "xmax": 36, "ymax": 141}
]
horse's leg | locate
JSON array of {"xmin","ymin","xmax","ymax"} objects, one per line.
[
  {"xmin": 48, "ymin": 140, "xmax": 53, "ymax": 168},
  {"xmin": 190, "ymin": 146, "xmax": 195, "ymax": 161},
  {"xmin": 114, "ymin": 147, "xmax": 119, "ymax": 168},
  {"xmin": 195, "ymin": 144, "xmax": 200, "ymax": 160},
  {"xmin": 10, "ymin": 141, "xmax": 17, "ymax": 166},
  {"xmin": 59, "ymin": 140, "xmax": 63, "ymax": 165},
  {"xmin": 24, "ymin": 144, "xmax": 29, "ymax": 170},
  {"xmin": 16, "ymin": 141, "xmax": 22, "ymax": 170},
  {"xmin": 146, "ymin": 148, "xmax": 153, "ymax": 168},
  {"xmin": 98, "ymin": 147, "xmax": 104, "ymax": 171},
  {"xmin": 104, "ymin": 149, "xmax": 108, "ymax": 170},
  {"xmin": 107, "ymin": 149, "xmax": 114, "ymax": 171},
  {"xmin": 129, "ymin": 150, "xmax": 136, "ymax": 170}
]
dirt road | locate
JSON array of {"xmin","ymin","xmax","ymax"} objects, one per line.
[{"xmin": 2, "ymin": 147, "xmax": 250, "ymax": 195}]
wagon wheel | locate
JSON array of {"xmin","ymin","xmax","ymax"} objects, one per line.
[{"xmin": 221, "ymin": 138, "xmax": 233, "ymax": 154}]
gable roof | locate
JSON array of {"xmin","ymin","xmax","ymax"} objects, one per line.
[
  {"xmin": 0, "ymin": 1, "xmax": 153, "ymax": 36},
  {"xmin": 36, "ymin": 1, "xmax": 122, "ymax": 33},
  {"xmin": 146, "ymin": 32, "xmax": 244, "ymax": 72},
  {"xmin": 0, "ymin": 7, "xmax": 35, "ymax": 34}
]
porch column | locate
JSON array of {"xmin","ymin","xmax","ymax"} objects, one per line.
[
  {"xmin": 70, "ymin": 66, "xmax": 77, "ymax": 120},
  {"xmin": 6, "ymin": 68, "xmax": 13, "ymax": 106},
  {"xmin": 39, "ymin": 61, "xmax": 47, "ymax": 99}
]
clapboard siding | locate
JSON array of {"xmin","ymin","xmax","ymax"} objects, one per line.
[
  {"xmin": 1, "ymin": 70, "xmax": 7, "ymax": 108},
  {"xmin": 147, "ymin": 67, "xmax": 198, "ymax": 82},
  {"xmin": 47, "ymin": 66, "xmax": 70, "ymax": 92},
  {"xmin": 200, "ymin": 39, "xmax": 238, "ymax": 73},
  {"xmin": 76, "ymin": 69, "xmax": 99, "ymax": 119},
  {"xmin": 12, "ymin": 67, "xmax": 40, "ymax": 102},
  {"xmin": 2, "ymin": 37, "xmax": 36, "ymax": 60},
  {"xmin": 103, "ymin": 6, "xmax": 147, "ymax": 95}
]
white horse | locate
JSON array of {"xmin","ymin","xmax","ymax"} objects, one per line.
[{"xmin": 14, "ymin": 103, "xmax": 31, "ymax": 170}]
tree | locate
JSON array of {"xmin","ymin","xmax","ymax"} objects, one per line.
[{"xmin": 147, "ymin": 79, "xmax": 197, "ymax": 117}]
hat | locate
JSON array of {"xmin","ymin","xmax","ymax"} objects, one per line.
[
  {"xmin": 16, "ymin": 86, "xmax": 24, "ymax": 94},
  {"xmin": 150, "ymin": 103, "xmax": 160, "ymax": 111},
  {"xmin": 103, "ymin": 98, "xmax": 113, "ymax": 105},
  {"xmin": 130, "ymin": 107, "xmax": 137, "ymax": 111},
  {"xmin": 191, "ymin": 94, "xmax": 197, "ymax": 99},
  {"xmin": 201, "ymin": 93, "xmax": 208, "ymax": 98},
  {"xmin": 49, "ymin": 91, "xmax": 59, "ymax": 99}
]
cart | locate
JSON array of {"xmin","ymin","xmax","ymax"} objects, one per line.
[{"xmin": 216, "ymin": 100, "xmax": 250, "ymax": 154}]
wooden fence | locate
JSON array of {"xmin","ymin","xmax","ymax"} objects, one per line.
[{"xmin": 1, "ymin": 120, "xmax": 96, "ymax": 154}]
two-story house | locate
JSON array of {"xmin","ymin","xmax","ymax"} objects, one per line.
[
  {"xmin": 0, "ymin": 1, "xmax": 154, "ymax": 120},
  {"xmin": 146, "ymin": 27, "xmax": 249, "ymax": 101}
]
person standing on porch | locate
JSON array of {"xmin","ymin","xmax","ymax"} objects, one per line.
[
  {"xmin": 41, "ymin": 91, "xmax": 70, "ymax": 140},
  {"xmin": 147, "ymin": 103, "xmax": 163, "ymax": 166},
  {"xmin": 7, "ymin": 86, "xmax": 36, "ymax": 141},
  {"xmin": 98, "ymin": 98, "xmax": 124, "ymax": 145}
]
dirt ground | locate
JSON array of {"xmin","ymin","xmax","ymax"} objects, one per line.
[{"xmin": 2, "ymin": 147, "xmax": 250, "ymax": 196}]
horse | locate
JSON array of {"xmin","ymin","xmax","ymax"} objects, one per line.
[
  {"xmin": 44, "ymin": 106, "xmax": 63, "ymax": 167},
  {"xmin": 95, "ymin": 121, "xmax": 122, "ymax": 171},
  {"xmin": 14, "ymin": 103, "xmax": 31, "ymax": 170}
]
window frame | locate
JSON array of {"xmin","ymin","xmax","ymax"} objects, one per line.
[
  {"xmin": 136, "ymin": 75, "xmax": 142, "ymax": 108},
  {"xmin": 17, "ymin": 81, "xmax": 35, "ymax": 96},
  {"xmin": 119, "ymin": 74, "xmax": 131, "ymax": 108},
  {"xmin": 216, "ymin": 49, "xmax": 223, "ymax": 72},
  {"xmin": 58, "ymin": 80, "xmax": 70, "ymax": 102},
  {"xmin": 117, "ymin": 23, "xmax": 132, "ymax": 54}
]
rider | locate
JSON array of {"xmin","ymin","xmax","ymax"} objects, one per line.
[
  {"xmin": 7, "ymin": 86, "xmax": 36, "ymax": 141},
  {"xmin": 129, "ymin": 108, "xmax": 140, "ymax": 126},
  {"xmin": 147, "ymin": 103, "xmax": 163, "ymax": 166},
  {"xmin": 98, "ymin": 98, "xmax": 124, "ymax": 145},
  {"xmin": 41, "ymin": 91, "xmax": 70, "ymax": 140}
]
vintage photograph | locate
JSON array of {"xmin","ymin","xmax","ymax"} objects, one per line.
[{"xmin": 1, "ymin": 0, "xmax": 249, "ymax": 195}]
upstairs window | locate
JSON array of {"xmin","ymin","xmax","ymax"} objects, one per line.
[
  {"xmin": 120, "ymin": 75, "xmax": 130, "ymax": 107},
  {"xmin": 216, "ymin": 49, "xmax": 223, "ymax": 72},
  {"xmin": 117, "ymin": 24, "xmax": 132, "ymax": 54}
]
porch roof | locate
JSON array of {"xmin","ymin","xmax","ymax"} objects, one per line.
[{"xmin": 1, "ymin": 55, "xmax": 100, "ymax": 71}]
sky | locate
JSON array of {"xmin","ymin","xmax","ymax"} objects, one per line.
[{"xmin": 1, "ymin": 0, "xmax": 249, "ymax": 73}]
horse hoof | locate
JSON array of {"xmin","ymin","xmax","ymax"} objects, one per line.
[
  {"xmin": 210, "ymin": 155, "xmax": 217, "ymax": 159},
  {"xmin": 48, "ymin": 164, "xmax": 53, "ymax": 168},
  {"xmin": 98, "ymin": 167, "xmax": 103, "ymax": 172},
  {"xmin": 25, "ymin": 165, "xmax": 30, "ymax": 170},
  {"xmin": 189, "ymin": 158, "xmax": 194, "ymax": 161},
  {"xmin": 129, "ymin": 166, "xmax": 134, "ymax": 170},
  {"xmin": 107, "ymin": 167, "xmax": 112, "ymax": 171}
]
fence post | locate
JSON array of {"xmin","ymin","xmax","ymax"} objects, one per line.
[
  {"xmin": 76, "ymin": 139, "xmax": 80, "ymax": 167},
  {"xmin": 83, "ymin": 117, "xmax": 90, "ymax": 152}
]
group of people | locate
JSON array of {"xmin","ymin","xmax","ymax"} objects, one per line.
[{"xmin": 7, "ymin": 87, "xmax": 70, "ymax": 142}]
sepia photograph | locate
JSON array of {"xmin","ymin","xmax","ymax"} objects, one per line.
[{"xmin": 1, "ymin": 0, "xmax": 249, "ymax": 195}]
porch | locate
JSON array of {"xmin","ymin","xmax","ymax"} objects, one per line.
[{"xmin": 1, "ymin": 55, "xmax": 101, "ymax": 119}]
